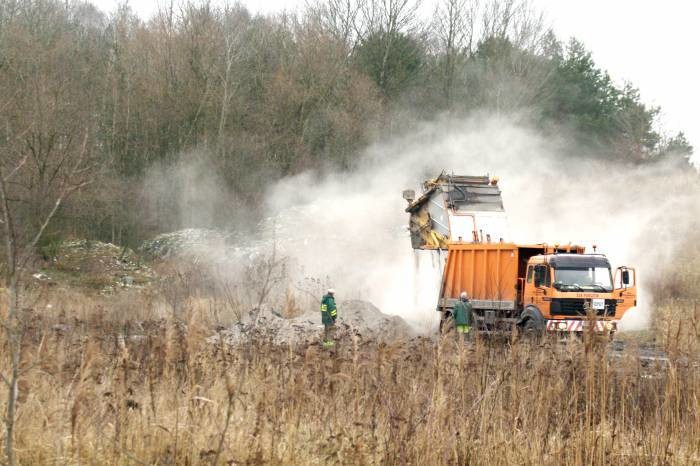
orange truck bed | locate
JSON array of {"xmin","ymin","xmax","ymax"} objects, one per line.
[{"xmin": 439, "ymin": 243, "xmax": 521, "ymax": 312}]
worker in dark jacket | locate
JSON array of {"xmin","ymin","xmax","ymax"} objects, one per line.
[
  {"xmin": 453, "ymin": 291, "xmax": 473, "ymax": 343},
  {"xmin": 321, "ymin": 288, "xmax": 337, "ymax": 347}
]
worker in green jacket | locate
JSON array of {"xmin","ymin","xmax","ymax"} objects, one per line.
[
  {"xmin": 320, "ymin": 288, "xmax": 337, "ymax": 347},
  {"xmin": 453, "ymin": 291, "xmax": 474, "ymax": 343}
]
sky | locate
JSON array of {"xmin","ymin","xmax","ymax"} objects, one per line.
[{"xmin": 90, "ymin": 0, "xmax": 699, "ymax": 158}]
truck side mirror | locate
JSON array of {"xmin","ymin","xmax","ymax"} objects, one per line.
[{"xmin": 622, "ymin": 270, "xmax": 630, "ymax": 285}]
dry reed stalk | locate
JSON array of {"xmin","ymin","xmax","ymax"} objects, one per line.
[{"xmin": 0, "ymin": 291, "xmax": 696, "ymax": 464}]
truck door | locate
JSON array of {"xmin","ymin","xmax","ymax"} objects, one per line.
[
  {"xmin": 523, "ymin": 263, "xmax": 551, "ymax": 312},
  {"xmin": 524, "ymin": 265, "xmax": 535, "ymax": 304},
  {"xmin": 524, "ymin": 265, "xmax": 549, "ymax": 302}
]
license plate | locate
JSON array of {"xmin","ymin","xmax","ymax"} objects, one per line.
[{"xmin": 592, "ymin": 299, "xmax": 605, "ymax": 310}]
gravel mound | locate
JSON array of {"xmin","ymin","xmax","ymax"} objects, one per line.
[{"xmin": 216, "ymin": 300, "xmax": 415, "ymax": 346}]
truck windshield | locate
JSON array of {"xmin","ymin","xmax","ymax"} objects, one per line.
[{"xmin": 553, "ymin": 267, "xmax": 613, "ymax": 292}]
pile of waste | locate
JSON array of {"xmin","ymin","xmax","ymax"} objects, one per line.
[
  {"xmin": 216, "ymin": 300, "xmax": 416, "ymax": 346},
  {"xmin": 140, "ymin": 228, "xmax": 229, "ymax": 260},
  {"xmin": 36, "ymin": 239, "xmax": 156, "ymax": 294}
]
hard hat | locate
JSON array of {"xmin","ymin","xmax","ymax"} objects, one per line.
[
  {"xmin": 460, "ymin": 291, "xmax": 468, "ymax": 299},
  {"xmin": 327, "ymin": 288, "xmax": 336, "ymax": 294}
]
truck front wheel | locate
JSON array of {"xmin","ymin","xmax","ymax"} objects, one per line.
[{"xmin": 521, "ymin": 318, "xmax": 544, "ymax": 338}]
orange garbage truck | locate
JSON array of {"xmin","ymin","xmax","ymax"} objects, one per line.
[{"xmin": 403, "ymin": 174, "xmax": 637, "ymax": 334}]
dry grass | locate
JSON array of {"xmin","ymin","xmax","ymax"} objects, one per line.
[{"xmin": 0, "ymin": 289, "xmax": 697, "ymax": 465}]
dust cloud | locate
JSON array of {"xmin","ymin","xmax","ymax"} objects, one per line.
[
  {"xmin": 260, "ymin": 114, "xmax": 699, "ymax": 332},
  {"xmin": 143, "ymin": 150, "xmax": 250, "ymax": 232}
]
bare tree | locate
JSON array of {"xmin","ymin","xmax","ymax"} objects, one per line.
[
  {"xmin": 479, "ymin": 0, "xmax": 547, "ymax": 51},
  {"xmin": 0, "ymin": 132, "xmax": 94, "ymax": 465},
  {"xmin": 308, "ymin": 0, "xmax": 365, "ymax": 52},
  {"xmin": 505, "ymin": 0, "xmax": 547, "ymax": 53},
  {"xmin": 217, "ymin": 3, "xmax": 249, "ymax": 150},
  {"xmin": 433, "ymin": 0, "xmax": 478, "ymax": 104},
  {"xmin": 460, "ymin": 0, "xmax": 554, "ymax": 113},
  {"xmin": 361, "ymin": 0, "xmax": 422, "ymax": 94},
  {"xmin": 481, "ymin": 0, "xmax": 516, "ymax": 39}
]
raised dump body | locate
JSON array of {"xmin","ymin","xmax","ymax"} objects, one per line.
[{"xmin": 404, "ymin": 174, "xmax": 509, "ymax": 249}]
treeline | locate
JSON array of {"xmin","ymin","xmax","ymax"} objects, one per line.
[{"xmin": 0, "ymin": 0, "xmax": 693, "ymax": 247}]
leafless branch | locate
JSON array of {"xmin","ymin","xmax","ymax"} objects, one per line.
[
  {"xmin": 2, "ymin": 155, "xmax": 28, "ymax": 183},
  {"xmin": 22, "ymin": 132, "xmax": 93, "ymax": 261},
  {"xmin": 0, "ymin": 371, "xmax": 10, "ymax": 388}
]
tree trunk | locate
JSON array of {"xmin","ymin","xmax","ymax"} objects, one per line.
[
  {"xmin": 0, "ymin": 170, "xmax": 18, "ymax": 466},
  {"xmin": 4, "ymin": 277, "xmax": 19, "ymax": 466}
]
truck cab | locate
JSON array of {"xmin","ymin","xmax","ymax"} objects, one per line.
[{"xmin": 522, "ymin": 253, "xmax": 637, "ymax": 333}]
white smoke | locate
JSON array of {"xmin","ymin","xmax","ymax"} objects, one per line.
[{"xmin": 260, "ymin": 114, "xmax": 700, "ymax": 332}]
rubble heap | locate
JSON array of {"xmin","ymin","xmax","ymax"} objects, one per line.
[{"xmin": 216, "ymin": 300, "xmax": 416, "ymax": 346}]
